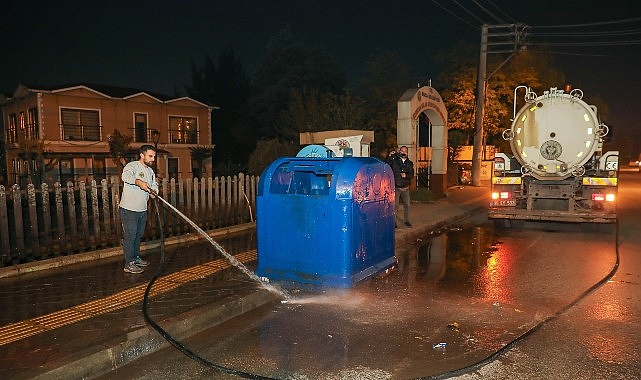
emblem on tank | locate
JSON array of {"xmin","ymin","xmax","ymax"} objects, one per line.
[{"xmin": 540, "ymin": 140, "xmax": 562, "ymax": 160}]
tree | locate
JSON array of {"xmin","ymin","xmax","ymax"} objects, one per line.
[
  {"xmin": 186, "ymin": 47, "xmax": 251, "ymax": 165},
  {"xmin": 17, "ymin": 139, "xmax": 59, "ymax": 185},
  {"xmin": 434, "ymin": 43, "xmax": 566, "ymax": 150},
  {"xmin": 247, "ymin": 25, "xmax": 346, "ymax": 142},
  {"xmin": 276, "ymin": 88, "xmax": 366, "ymax": 141},
  {"xmin": 357, "ymin": 51, "xmax": 413, "ymax": 158},
  {"xmin": 447, "ymin": 129, "xmax": 468, "ymax": 163},
  {"xmin": 247, "ymin": 138, "xmax": 299, "ymax": 176},
  {"xmin": 108, "ymin": 129, "xmax": 132, "ymax": 175},
  {"xmin": 189, "ymin": 145, "xmax": 214, "ymax": 178}
]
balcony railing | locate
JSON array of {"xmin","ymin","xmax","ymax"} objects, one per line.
[
  {"xmin": 128, "ymin": 128, "xmax": 161, "ymax": 144},
  {"xmin": 23, "ymin": 123, "xmax": 39, "ymax": 140},
  {"xmin": 61, "ymin": 124, "xmax": 102, "ymax": 141},
  {"xmin": 169, "ymin": 129, "xmax": 198, "ymax": 144}
]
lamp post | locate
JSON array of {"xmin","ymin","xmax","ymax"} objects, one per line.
[{"xmin": 150, "ymin": 129, "xmax": 160, "ymax": 174}]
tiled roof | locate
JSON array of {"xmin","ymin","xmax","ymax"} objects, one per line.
[{"xmin": 23, "ymin": 82, "xmax": 175, "ymax": 101}]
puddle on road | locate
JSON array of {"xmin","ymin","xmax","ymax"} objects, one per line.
[
  {"xmin": 282, "ymin": 224, "xmax": 506, "ymax": 306},
  {"xmin": 368, "ymin": 224, "xmax": 503, "ymax": 299}
]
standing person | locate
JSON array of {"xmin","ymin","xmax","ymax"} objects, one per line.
[
  {"xmin": 387, "ymin": 145, "xmax": 414, "ymax": 227},
  {"xmin": 119, "ymin": 144, "xmax": 158, "ymax": 274}
]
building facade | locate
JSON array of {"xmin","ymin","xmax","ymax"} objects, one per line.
[{"xmin": 0, "ymin": 83, "xmax": 215, "ymax": 186}]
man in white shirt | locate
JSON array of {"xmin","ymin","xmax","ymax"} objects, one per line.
[{"xmin": 119, "ymin": 145, "xmax": 158, "ymax": 274}]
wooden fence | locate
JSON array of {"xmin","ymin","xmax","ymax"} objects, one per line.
[{"xmin": 0, "ymin": 173, "xmax": 258, "ymax": 267}]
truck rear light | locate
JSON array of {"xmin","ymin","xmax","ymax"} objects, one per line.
[
  {"xmin": 592, "ymin": 193, "xmax": 615, "ymax": 202},
  {"xmin": 492, "ymin": 191, "xmax": 511, "ymax": 200},
  {"xmin": 592, "ymin": 194, "xmax": 605, "ymax": 201}
]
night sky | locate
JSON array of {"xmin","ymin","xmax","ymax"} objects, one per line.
[{"xmin": 2, "ymin": 1, "xmax": 640, "ymax": 148}]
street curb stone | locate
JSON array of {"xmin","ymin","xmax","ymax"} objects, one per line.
[{"xmin": 28, "ymin": 289, "xmax": 279, "ymax": 380}]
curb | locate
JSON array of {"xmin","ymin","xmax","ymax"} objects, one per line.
[
  {"xmin": 395, "ymin": 205, "xmax": 486, "ymax": 248},
  {"xmin": 26, "ymin": 289, "xmax": 279, "ymax": 380},
  {"xmin": 12, "ymin": 199, "xmax": 488, "ymax": 379}
]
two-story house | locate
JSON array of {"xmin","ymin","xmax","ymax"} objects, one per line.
[{"xmin": 0, "ymin": 83, "xmax": 215, "ymax": 187}]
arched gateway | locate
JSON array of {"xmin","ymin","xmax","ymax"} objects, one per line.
[{"xmin": 397, "ymin": 86, "xmax": 448, "ymax": 196}]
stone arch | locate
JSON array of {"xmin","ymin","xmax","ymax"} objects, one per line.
[{"xmin": 397, "ymin": 86, "xmax": 448, "ymax": 195}]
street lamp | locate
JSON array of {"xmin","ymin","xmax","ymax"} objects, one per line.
[
  {"xmin": 151, "ymin": 129, "xmax": 160, "ymax": 149},
  {"xmin": 150, "ymin": 129, "xmax": 160, "ymax": 174}
]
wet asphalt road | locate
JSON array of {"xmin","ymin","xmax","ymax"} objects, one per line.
[
  {"xmin": 452, "ymin": 173, "xmax": 641, "ymax": 380},
  {"xmin": 94, "ymin": 175, "xmax": 640, "ymax": 379}
]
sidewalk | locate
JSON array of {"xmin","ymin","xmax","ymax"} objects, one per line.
[{"xmin": 0, "ymin": 185, "xmax": 488, "ymax": 380}]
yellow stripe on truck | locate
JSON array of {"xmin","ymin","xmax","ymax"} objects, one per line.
[
  {"xmin": 582, "ymin": 177, "xmax": 618, "ymax": 186},
  {"xmin": 492, "ymin": 177, "xmax": 522, "ymax": 185}
]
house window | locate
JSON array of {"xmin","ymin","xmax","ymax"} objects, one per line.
[
  {"xmin": 19, "ymin": 112, "xmax": 25, "ymax": 139},
  {"xmin": 7, "ymin": 114, "xmax": 18, "ymax": 143},
  {"xmin": 169, "ymin": 116, "xmax": 198, "ymax": 144},
  {"xmin": 27, "ymin": 107, "xmax": 39, "ymax": 140},
  {"xmin": 134, "ymin": 113, "xmax": 148, "ymax": 142},
  {"xmin": 61, "ymin": 108, "xmax": 101, "ymax": 141}
]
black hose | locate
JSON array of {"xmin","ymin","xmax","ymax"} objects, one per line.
[
  {"xmin": 142, "ymin": 196, "xmax": 278, "ymax": 380},
  {"xmin": 146, "ymin": 195, "xmax": 619, "ymax": 379},
  {"xmin": 154, "ymin": 196, "xmax": 165, "ymax": 263},
  {"xmin": 421, "ymin": 220, "xmax": 621, "ymax": 379}
]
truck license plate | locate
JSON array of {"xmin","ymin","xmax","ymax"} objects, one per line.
[{"xmin": 492, "ymin": 200, "xmax": 516, "ymax": 207}]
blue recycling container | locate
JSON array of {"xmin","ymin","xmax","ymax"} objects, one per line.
[{"xmin": 255, "ymin": 156, "xmax": 396, "ymax": 288}]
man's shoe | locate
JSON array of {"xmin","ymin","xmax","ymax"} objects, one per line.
[
  {"xmin": 134, "ymin": 258, "xmax": 149, "ymax": 267},
  {"xmin": 124, "ymin": 262, "xmax": 144, "ymax": 274},
  {"xmin": 404, "ymin": 221, "xmax": 412, "ymax": 227}
]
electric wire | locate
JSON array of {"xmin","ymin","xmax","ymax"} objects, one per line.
[
  {"xmin": 431, "ymin": 0, "xmax": 479, "ymax": 29},
  {"xmin": 532, "ymin": 16, "xmax": 641, "ymax": 29},
  {"xmin": 471, "ymin": 0, "xmax": 504, "ymax": 24},
  {"xmin": 450, "ymin": 0, "xmax": 487, "ymax": 25},
  {"xmin": 421, "ymin": 220, "xmax": 622, "ymax": 379},
  {"xmin": 484, "ymin": 0, "xmax": 517, "ymax": 24}
]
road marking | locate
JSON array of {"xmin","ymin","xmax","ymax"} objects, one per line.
[{"xmin": 0, "ymin": 250, "xmax": 257, "ymax": 346}]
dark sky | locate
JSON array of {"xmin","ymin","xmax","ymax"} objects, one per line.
[{"xmin": 2, "ymin": 1, "xmax": 640, "ymax": 146}]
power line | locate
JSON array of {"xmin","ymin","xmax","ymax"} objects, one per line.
[
  {"xmin": 532, "ymin": 16, "xmax": 641, "ymax": 29},
  {"xmin": 430, "ymin": 0, "xmax": 479, "ymax": 29},
  {"xmin": 471, "ymin": 0, "xmax": 504, "ymax": 24},
  {"xmin": 530, "ymin": 29, "xmax": 641, "ymax": 38},
  {"xmin": 450, "ymin": 0, "xmax": 488, "ymax": 25},
  {"xmin": 484, "ymin": 0, "xmax": 517, "ymax": 23},
  {"xmin": 527, "ymin": 39, "xmax": 641, "ymax": 47}
]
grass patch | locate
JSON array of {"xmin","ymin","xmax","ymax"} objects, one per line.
[{"xmin": 410, "ymin": 187, "xmax": 442, "ymax": 203}]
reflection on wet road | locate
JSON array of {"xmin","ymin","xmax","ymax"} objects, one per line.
[{"xmin": 101, "ymin": 218, "xmax": 619, "ymax": 379}]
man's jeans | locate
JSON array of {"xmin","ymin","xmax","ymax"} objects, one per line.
[
  {"xmin": 120, "ymin": 208, "xmax": 147, "ymax": 264},
  {"xmin": 395, "ymin": 187, "xmax": 411, "ymax": 224}
]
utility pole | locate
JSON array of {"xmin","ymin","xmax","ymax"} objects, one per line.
[
  {"xmin": 471, "ymin": 24, "xmax": 527, "ymax": 186},
  {"xmin": 471, "ymin": 25, "xmax": 488, "ymax": 186}
]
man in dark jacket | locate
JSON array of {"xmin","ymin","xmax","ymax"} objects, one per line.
[{"xmin": 387, "ymin": 145, "xmax": 414, "ymax": 227}]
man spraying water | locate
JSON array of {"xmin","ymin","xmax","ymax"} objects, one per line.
[{"xmin": 119, "ymin": 144, "xmax": 158, "ymax": 274}]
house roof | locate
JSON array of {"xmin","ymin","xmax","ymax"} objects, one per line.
[{"xmin": 14, "ymin": 82, "xmax": 216, "ymax": 108}]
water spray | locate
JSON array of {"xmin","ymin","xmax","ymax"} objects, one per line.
[{"xmin": 150, "ymin": 190, "xmax": 291, "ymax": 301}]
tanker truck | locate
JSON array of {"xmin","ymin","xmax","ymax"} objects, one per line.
[{"xmin": 489, "ymin": 86, "xmax": 618, "ymax": 225}]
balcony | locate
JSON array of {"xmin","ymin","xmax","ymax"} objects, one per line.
[
  {"xmin": 61, "ymin": 124, "xmax": 102, "ymax": 141},
  {"xmin": 129, "ymin": 127, "xmax": 162, "ymax": 144},
  {"xmin": 169, "ymin": 129, "xmax": 198, "ymax": 144}
]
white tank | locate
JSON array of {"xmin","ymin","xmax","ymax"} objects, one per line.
[{"xmin": 508, "ymin": 87, "xmax": 607, "ymax": 180}]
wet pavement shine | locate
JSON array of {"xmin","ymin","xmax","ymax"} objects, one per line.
[{"xmin": 1, "ymin": 183, "xmax": 627, "ymax": 379}]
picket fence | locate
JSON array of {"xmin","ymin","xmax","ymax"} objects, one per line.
[{"xmin": 0, "ymin": 173, "xmax": 258, "ymax": 267}]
